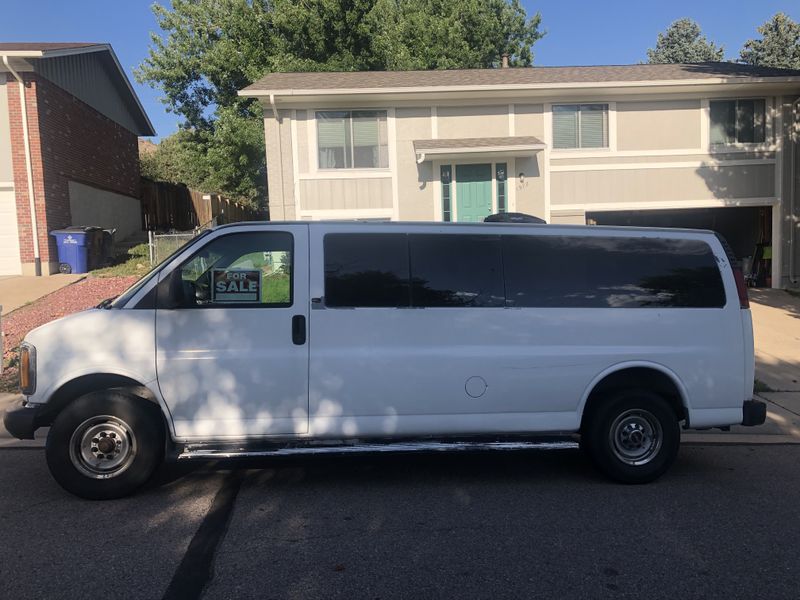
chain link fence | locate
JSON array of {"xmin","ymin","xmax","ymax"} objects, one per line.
[{"xmin": 148, "ymin": 217, "xmax": 217, "ymax": 267}]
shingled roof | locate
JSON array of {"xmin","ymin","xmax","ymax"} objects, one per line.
[{"xmin": 242, "ymin": 62, "xmax": 800, "ymax": 95}]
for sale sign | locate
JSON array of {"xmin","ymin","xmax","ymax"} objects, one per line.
[{"xmin": 212, "ymin": 269, "xmax": 262, "ymax": 303}]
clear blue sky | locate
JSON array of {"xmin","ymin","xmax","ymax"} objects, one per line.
[{"xmin": 2, "ymin": 1, "xmax": 798, "ymax": 140}]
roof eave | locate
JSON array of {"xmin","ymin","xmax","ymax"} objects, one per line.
[
  {"xmin": 0, "ymin": 44, "xmax": 155, "ymax": 136},
  {"xmin": 240, "ymin": 76, "xmax": 800, "ymax": 101}
]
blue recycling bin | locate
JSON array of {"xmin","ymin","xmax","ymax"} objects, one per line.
[{"xmin": 50, "ymin": 227, "xmax": 102, "ymax": 274}]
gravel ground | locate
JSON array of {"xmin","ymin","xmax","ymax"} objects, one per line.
[{"xmin": 1, "ymin": 276, "xmax": 138, "ymax": 392}]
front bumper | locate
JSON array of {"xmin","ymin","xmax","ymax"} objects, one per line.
[
  {"xmin": 2, "ymin": 399, "xmax": 41, "ymax": 440},
  {"xmin": 742, "ymin": 399, "xmax": 767, "ymax": 427}
]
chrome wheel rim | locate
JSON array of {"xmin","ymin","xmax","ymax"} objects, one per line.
[
  {"xmin": 609, "ymin": 409, "xmax": 662, "ymax": 466},
  {"xmin": 69, "ymin": 416, "xmax": 136, "ymax": 479}
]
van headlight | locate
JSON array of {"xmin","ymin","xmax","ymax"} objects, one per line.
[{"xmin": 19, "ymin": 342, "xmax": 36, "ymax": 396}]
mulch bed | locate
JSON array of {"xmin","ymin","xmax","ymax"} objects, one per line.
[{"xmin": 1, "ymin": 276, "xmax": 139, "ymax": 393}]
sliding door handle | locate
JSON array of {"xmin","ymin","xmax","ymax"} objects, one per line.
[{"xmin": 292, "ymin": 315, "xmax": 306, "ymax": 345}]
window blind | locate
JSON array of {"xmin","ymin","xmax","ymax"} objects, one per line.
[
  {"xmin": 553, "ymin": 105, "xmax": 579, "ymax": 149},
  {"xmin": 579, "ymin": 104, "xmax": 607, "ymax": 148}
]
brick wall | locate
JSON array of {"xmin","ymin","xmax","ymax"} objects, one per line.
[{"xmin": 7, "ymin": 72, "xmax": 140, "ymax": 272}]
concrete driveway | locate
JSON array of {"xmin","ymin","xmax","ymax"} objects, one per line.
[
  {"xmin": 0, "ymin": 274, "xmax": 84, "ymax": 315},
  {"xmin": 749, "ymin": 289, "xmax": 800, "ymax": 392}
]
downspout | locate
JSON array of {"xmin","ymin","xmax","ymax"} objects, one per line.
[
  {"xmin": 2, "ymin": 56, "xmax": 41, "ymax": 276},
  {"xmin": 790, "ymin": 96, "xmax": 800, "ymax": 284},
  {"xmin": 269, "ymin": 93, "xmax": 286, "ymax": 220}
]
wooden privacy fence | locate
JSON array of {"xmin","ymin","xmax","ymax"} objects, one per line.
[{"xmin": 140, "ymin": 178, "xmax": 260, "ymax": 231}]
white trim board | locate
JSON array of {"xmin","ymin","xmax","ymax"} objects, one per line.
[
  {"xmin": 550, "ymin": 145, "xmax": 778, "ymax": 159},
  {"xmin": 555, "ymin": 197, "xmax": 777, "ymax": 212},
  {"xmin": 550, "ymin": 158, "xmax": 775, "ymax": 172},
  {"xmin": 297, "ymin": 208, "xmax": 395, "ymax": 220},
  {"xmin": 297, "ymin": 171, "xmax": 392, "ymax": 180}
]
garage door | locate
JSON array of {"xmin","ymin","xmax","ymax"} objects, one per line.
[
  {"xmin": 0, "ymin": 188, "xmax": 21, "ymax": 275},
  {"xmin": 587, "ymin": 206, "xmax": 774, "ymax": 286}
]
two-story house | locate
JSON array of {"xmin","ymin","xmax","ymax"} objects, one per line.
[{"xmin": 240, "ymin": 62, "xmax": 800, "ymax": 289}]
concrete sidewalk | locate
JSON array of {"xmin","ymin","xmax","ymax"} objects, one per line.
[{"xmin": 0, "ymin": 274, "xmax": 85, "ymax": 315}]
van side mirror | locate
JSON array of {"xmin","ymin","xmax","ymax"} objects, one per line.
[{"xmin": 158, "ymin": 270, "xmax": 190, "ymax": 309}]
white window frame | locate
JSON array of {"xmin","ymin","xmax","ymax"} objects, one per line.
[
  {"xmin": 312, "ymin": 108, "xmax": 391, "ymax": 173},
  {"xmin": 547, "ymin": 100, "xmax": 617, "ymax": 153},
  {"xmin": 546, "ymin": 102, "xmax": 617, "ymax": 156},
  {"xmin": 705, "ymin": 96, "xmax": 773, "ymax": 152},
  {"xmin": 700, "ymin": 96, "xmax": 775, "ymax": 152}
]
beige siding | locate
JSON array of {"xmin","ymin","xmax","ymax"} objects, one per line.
[
  {"xmin": 513, "ymin": 103, "xmax": 544, "ymax": 138},
  {"xmin": 68, "ymin": 181, "xmax": 142, "ymax": 241},
  {"xmin": 514, "ymin": 154, "xmax": 546, "ymax": 218},
  {"xmin": 396, "ymin": 107, "xmax": 434, "ymax": 220},
  {"xmin": 550, "ymin": 209, "xmax": 586, "ymax": 225},
  {"xmin": 300, "ymin": 178, "xmax": 393, "ymax": 210},
  {"xmin": 264, "ymin": 110, "xmax": 296, "ymax": 220},
  {"xmin": 296, "ymin": 110, "xmax": 309, "ymax": 174},
  {"xmin": 438, "ymin": 105, "xmax": 509, "ymax": 138},
  {"xmin": 0, "ymin": 74, "xmax": 13, "ymax": 183},
  {"xmin": 616, "ymin": 99, "xmax": 701, "ymax": 151},
  {"xmin": 780, "ymin": 95, "xmax": 799, "ymax": 287},
  {"xmin": 551, "ymin": 164, "xmax": 775, "ymax": 206}
]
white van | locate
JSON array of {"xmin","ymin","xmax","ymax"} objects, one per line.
[{"xmin": 4, "ymin": 221, "xmax": 766, "ymax": 498}]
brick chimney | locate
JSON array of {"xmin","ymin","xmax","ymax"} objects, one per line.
[{"xmin": 501, "ymin": 53, "xmax": 509, "ymax": 68}]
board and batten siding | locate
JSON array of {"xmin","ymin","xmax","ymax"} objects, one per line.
[
  {"xmin": 437, "ymin": 105, "xmax": 509, "ymax": 139},
  {"xmin": 264, "ymin": 109, "xmax": 296, "ymax": 220},
  {"xmin": 551, "ymin": 163, "xmax": 775, "ymax": 206},
  {"xmin": 615, "ymin": 99, "xmax": 701, "ymax": 151},
  {"xmin": 300, "ymin": 178, "xmax": 393, "ymax": 211},
  {"xmin": 396, "ymin": 107, "xmax": 434, "ymax": 220}
]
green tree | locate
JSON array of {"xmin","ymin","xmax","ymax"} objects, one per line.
[
  {"xmin": 646, "ymin": 18, "xmax": 724, "ymax": 63},
  {"xmin": 740, "ymin": 13, "xmax": 800, "ymax": 70},
  {"xmin": 137, "ymin": 0, "xmax": 544, "ymax": 209}
]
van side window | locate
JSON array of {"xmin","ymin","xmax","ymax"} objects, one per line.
[
  {"xmin": 167, "ymin": 232, "xmax": 293, "ymax": 308},
  {"xmin": 409, "ymin": 234, "xmax": 504, "ymax": 307},
  {"xmin": 324, "ymin": 234, "xmax": 410, "ymax": 307},
  {"xmin": 503, "ymin": 235, "xmax": 725, "ymax": 308}
]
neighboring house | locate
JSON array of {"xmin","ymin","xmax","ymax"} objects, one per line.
[
  {"xmin": 240, "ymin": 62, "xmax": 800, "ymax": 289},
  {"xmin": 0, "ymin": 43, "xmax": 155, "ymax": 276}
]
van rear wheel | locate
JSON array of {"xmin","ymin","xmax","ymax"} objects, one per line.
[
  {"xmin": 46, "ymin": 391, "xmax": 165, "ymax": 500},
  {"xmin": 583, "ymin": 389, "xmax": 679, "ymax": 484}
]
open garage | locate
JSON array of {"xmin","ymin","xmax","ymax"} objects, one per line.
[{"xmin": 587, "ymin": 206, "xmax": 775, "ymax": 287}]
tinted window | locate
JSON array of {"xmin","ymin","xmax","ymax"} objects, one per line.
[
  {"xmin": 410, "ymin": 234, "xmax": 504, "ymax": 307},
  {"xmin": 503, "ymin": 235, "xmax": 725, "ymax": 308},
  {"xmin": 164, "ymin": 232, "xmax": 293, "ymax": 308},
  {"xmin": 325, "ymin": 234, "xmax": 410, "ymax": 307}
]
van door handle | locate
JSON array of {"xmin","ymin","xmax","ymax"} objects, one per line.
[{"xmin": 292, "ymin": 315, "xmax": 306, "ymax": 345}]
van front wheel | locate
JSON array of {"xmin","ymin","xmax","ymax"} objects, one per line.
[
  {"xmin": 584, "ymin": 390, "xmax": 679, "ymax": 484},
  {"xmin": 46, "ymin": 391, "xmax": 165, "ymax": 499}
]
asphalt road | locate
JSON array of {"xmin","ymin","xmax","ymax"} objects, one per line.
[{"xmin": 0, "ymin": 445, "xmax": 799, "ymax": 600}]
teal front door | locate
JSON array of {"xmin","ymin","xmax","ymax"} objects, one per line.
[{"xmin": 455, "ymin": 164, "xmax": 492, "ymax": 222}]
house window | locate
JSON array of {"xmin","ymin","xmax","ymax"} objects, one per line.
[
  {"xmin": 496, "ymin": 163, "xmax": 507, "ymax": 213},
  {"xmin": 441, "ymin": 165, "xmax": 452, "ymax": 222},
  {"xmin": 317, "ymin": 110, "xmax": 388, "ymax": 169},
  {"xmin": 710, "ymin": 99, "xmax": 766, "ymax": 145},
  {"xmin": 553, "ymin": 104, "xmax": 608, "ymax": 149}
]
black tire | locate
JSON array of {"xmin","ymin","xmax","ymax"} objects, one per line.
[
  {"xmin": 46, "ymin": 390, "xmax": 165, "ymax": 500},
  {"xmin": 583, "ymin": 389, "xmax": 680, "ymax": 484}
]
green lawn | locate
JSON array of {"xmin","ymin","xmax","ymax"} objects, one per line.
[
  {"xmin": 91, "ymin": 243, "xmax": 152, "ymax": 279},
  {"xmin": 263, "ymin": 272, "xmax": 291, "ymax": 303}
]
